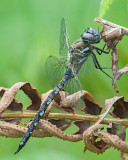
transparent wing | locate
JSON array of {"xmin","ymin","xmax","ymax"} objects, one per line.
[
  {"xmin": 78, "ymin": 53, "xmax": 95, "ymax": 78},
  {"xmin": 59, "ymin": 17, "xmax": 70, "ymax": 56},
  {"xmin": 66, "ymin": 77, "xmax": 81, "ymax": 95},
  {"xmin": 45, "ymin": 55, "xmax": 67, "ymax": 87},
  {"xmin": 65, "ymin": 76, "xmax": 84, "ymax": 110}
]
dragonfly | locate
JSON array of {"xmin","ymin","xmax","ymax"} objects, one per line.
[{"xmin": 14, "ymin": 17, "xmax": 113, "ymax": 154}]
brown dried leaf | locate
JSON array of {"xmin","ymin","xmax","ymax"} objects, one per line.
[
  {"xmin": 95, "ymin": 18, "xmax": 127, "ymax": 83},
  {"xmin": 121, "ymin": 152, "xmax": 128, "ymax": 160},
  {"xmin": 0, "ymin": 120, "xmax": 82, "ymax": 141},
  {"xmin": 28, "ymin": 90, "xmax": 102, "ymax": 115},
  {"xmin": 114, "ymin": 84, "xmax": 119, "ymax": 93},
  {"xmin": 49, "ymin": 90, "xmax": 102, "ymax": 115},
  {"xmin": 74, "ymin": 121, "xmax": 91, "ymax": 134},
  {"xmin": 82, "ymin": 91, "xmax": 102, "ymax": 115},
  {"xmin": 7, "ymin": 99, "xmax": 22, "ymax": 111},
  {"xmin": 107, "ymin": 123, "xmax": 126, "ymax": 141},
  {"xmin": 0, "ymin": 87, "xmax": 22, "ymax": 111},
  {"xmin": 2, "ymin": 119, "xmax": 20, "ymax": 125},
  {"xmin": 0, "ymin": 87, "xmax": 7, "ymax": 96},
  {"xmin": 95, "ymin": 97, "xmax": 115, "ymax": 125},
  {"xmin": 114, "ymin": 64, "xmax": 128, "ymax": 83},
  {"xmin": 37, "ymin": 119, "xmax": 83, "ymax": 142},
  {"xmin": 21, "ymin": 83, "xmax": 41, "ymax": 110},
  {"xmin": 100, "ymin": 25, "xmax": 122, "ymax": 42},
  {"xmin": 109, "ymin": 96, "xmax": 128, "ymax": 119},
  {"xmin": 111, "ymin": 48, "xmax": 119, "ymax": 76},
  {"xmin": 83, "ymin": 124, "xmax": 104, "ymax": 154},
  {"xmin": 94, "ymin": 131, "xmax": 128, "ymax": 154},
  {"xmin": 50, "ymin": 90, "xmax": 74, "ymax": 113},
  {"xmin": 110, "ymin": 36, "xmax": 124, "ymax": 82},
  {"xmin": 48, "ymin": 119, "xmax": 71, "ymax": 131},
  {"xmin": 0, "ymin": 82, "xmax": 41, "ymax": 114},
  {"xmin": 101, "ymin": 26, "xmax": 124, "ymax": 78},
  {"xmin": 93, "ymin": 139, "xmax": 109, "ymax": 153},
  {"xmin": 26, "ymin": 89, "xmax": 53, "ymax": 116},
  {"xmin": 0, "ymin": 121, "xmax": 26, "ymax": 137},
  {"xmin": 59, "ymin": 91, "xmax": 81, "ymax": 113},
  {"xmin": 0, "ymin": 121, "xmax": 48, "ymax": 138}
]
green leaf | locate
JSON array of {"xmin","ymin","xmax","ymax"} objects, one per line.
[{"xmin": 99, "ymin": 0, "xmax": 115, "ymax": 18}]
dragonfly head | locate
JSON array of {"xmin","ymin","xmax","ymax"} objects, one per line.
[{"xmin": 81, "ymin": 28, "xmax": 100, "ymax": 44}]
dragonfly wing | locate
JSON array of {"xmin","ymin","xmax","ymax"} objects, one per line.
[
  {"xmin": 65, "ymin": 76, "xmax": 84, "ymax": 110},
  {"xmin": 59, "ymin": 17, "xmax": 70, "ymax": 56},
  {"xmin": 78, "ymin": 53, "xmax": 95, "ymax": 78},
  {"xmin": 45, "ymin": 55, "xmax": 67, "ymax": 87}
]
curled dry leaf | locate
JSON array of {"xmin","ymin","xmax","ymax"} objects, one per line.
[
  {"xmin": 0, "ymin": 120, "xmax": 49, "ymax": 138},
  {"xmin": 114, "ymin": 83, "xmax": 119, "ymax": 93},
  {"xmin": 99, "ymin": 21, "xmax": 123, "ymax": 78},
  {"xmin": 83, "ymin": 124, "xmax": 104, "ymax": 154},
  {"xmin": 74, "ymin": 121, "xmax": 91, "ymax": 135},
  {"xmin": 107, "ymin": 123, "xmax": 126, "ymax": 141},
  {"xmin": 0, "ymin": 82, "xmax": 41, "ymax": 114},
  {"xmin": 38, "ymin": 119, "xmax": 82, "ymax": 142},
  {"xmin": 111, "ymin": 48, "xmax": 119, "ymax": 76},
  {"xmin": 95, "ymin": 96, "xmax": 115, "ymax": 125},
  {"xmin": 113, "ymin": 64, "xmax": 128, "ymax": 93},
  {"xmin": 26, "ymin": 90, "xmax": 53, "ymax": 111},
  {"xmin": 94, "ymin": 131, "xmax": 128, "ymax": 154},
  {"xmin": 0, "ymin": 87, "xmax": 22, "ymax": 111},
  {"xmin": 0, "ymin": 120, "xmax": 82, "ymax": 141},
  {"xmin": 53, "ymin": 90, "xmax": 74, "ymax": 113},
  {"xmin": 94, "ymin": 18, "xmax": 128, "ymax": 93},
  {"xmin": 121, "ymin": 152, "xmax": 128, "ymax": 160},
  {"xmin": 42, "ymin": 90, "xmax": 102, "ymax": 115},
  {"xmin": 48, "ymin": 119, "xmax": 71, "ymax": 131},
  {"xmin": 108, "ymin": 96, "xmax": 128, "ymax": 119},
  {"xmin": 0, "ymin": 121, "xmax": 27, "ymax": 137},
  {"xmin": 2, "ymin": 119, "xmax": 20, "ymax": 125},
  {"xmin": 114, "ymin": 64, "xmax": 128, "ymax": 83},
  {"xmin": 82, "ymin": 91, "xmax": 102, "ymax": 115},
  {"xmin": 1, "ymin": 81, "xmax": 128, "ymax": 158},
  {"xmin": 94, "ymin": 18, "xmax": 128, "ymax": 42}
]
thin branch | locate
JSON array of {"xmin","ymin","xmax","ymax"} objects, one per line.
[{"xmin": 1, "ymin": 112, "xmax": 128, "ymax": 127}]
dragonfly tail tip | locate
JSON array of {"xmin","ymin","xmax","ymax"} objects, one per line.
[{"xmin": 14, "ymin": 147, "xmax": 21, "ymax": 155}]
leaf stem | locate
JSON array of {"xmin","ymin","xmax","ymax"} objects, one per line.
[{"xmin": 1, "ymin": 112, "xmax": 128, "ymax": 127}]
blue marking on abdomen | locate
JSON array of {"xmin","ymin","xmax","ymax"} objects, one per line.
[
  {"xmin": 62, "ymin": 75, "xmax": 70, "ymax": 84},
  {"xmin": 14, "ymin": 67, "xmax": 72, "ymax": 155},
  {"xmin": 57, "ymin": 81, "xmax": 64, "ymax": 89}
]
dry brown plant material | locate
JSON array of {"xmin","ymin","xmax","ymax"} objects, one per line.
[
  {"xmin": 94, "ymin": 18, "xmax": 128, "ymax": 93},
  {"xmin": 0, "ymin": 81, "xmax": 128, "ymax": 159}
]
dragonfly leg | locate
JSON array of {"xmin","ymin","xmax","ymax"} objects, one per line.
[
  {"xmin": 95, "ymin": 40, "xmax": 113, "ymax": 55},
  {"xmin": 95, "ymin": 44, "xmax": 111, "ymax": 55},
  {"xmin": 102, "ymin": 67, "xmax": 112, "ymax": 69},
  {"xmin": 92, "ymin": 53, "xmax": 113, "ymax": 85}
]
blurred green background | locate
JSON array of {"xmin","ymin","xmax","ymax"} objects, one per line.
[{"xmin": 0, "ymin": 0, "xmax": 128, "ymax": 160}]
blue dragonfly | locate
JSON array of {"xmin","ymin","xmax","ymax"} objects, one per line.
[{"xmin": 14, "ymin": 18, "xmax": 113, "ymax": 154}]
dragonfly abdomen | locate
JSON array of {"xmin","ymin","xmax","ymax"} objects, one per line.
[{"xmin": 14, "ymin": 68, "xmax": 71, "ymax": 154}]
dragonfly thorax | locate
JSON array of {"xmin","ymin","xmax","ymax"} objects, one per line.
[
  {"xmin": 72, "ymin": 40, "xmax": 88, "ymax": 51},
  {"xmin": 67, "ymin": 50, "xmax": 89, "ymax": 76}
]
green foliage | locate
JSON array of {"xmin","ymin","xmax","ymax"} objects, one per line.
[{"xmin": 99, "ymin": 0, "xmax": 115, "ymax": 18}]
